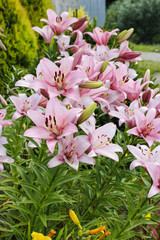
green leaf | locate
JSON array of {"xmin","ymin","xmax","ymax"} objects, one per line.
[
  {"xmin": 39, "ymin": 213, "xmax": 47, "ymax": 227},
  {"xmin": 55, "ymin": 228, "xmax": 64, "ymax": 240}
]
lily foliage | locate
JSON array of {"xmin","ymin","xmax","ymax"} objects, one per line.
[{"xmin": 0, "ymin": 9, "xmax": 160, "ymax": 240}]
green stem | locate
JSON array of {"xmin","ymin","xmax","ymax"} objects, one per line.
[
  {"xmin": 14, "ymin": 116, "xmax": 25, "ymax": 159},
  {"xmin": 31, "ymin": 166, "xmax": 60, "ymax": 229},
  {"xmin": 115, "ymin": 197, "xmax": 148, "ymax": 239},
  {"xmin": 82, "ymin": 149, "xmax": 129, "ymax": 218}
]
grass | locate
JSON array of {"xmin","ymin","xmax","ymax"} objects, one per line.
[
  {"xmin": 130, "ymin": 42, "xmax": 160, "ymax": 53},
  {"xmin": 129, "ymin": 42, "xmax": 160, "ymax": 83},
  {"xmin": 131, "ymin": 60, "xmax": 160, "ymax": 83}
]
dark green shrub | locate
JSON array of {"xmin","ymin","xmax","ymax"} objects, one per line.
[
  {"xmin": 0, "ymin": 0, "xmax": 38, "ymax": 94},
  {"xmin": 20, "ymin": 0, "xmax": 53, "ymax": 28},
  {"xmin": 20, "ymin": 0, "xmax": 54, "ymax": 55},
  {"xmin": 106, "ymin": 0, "xmax": 160, "ymax": 44}
]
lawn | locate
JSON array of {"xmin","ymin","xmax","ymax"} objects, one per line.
[{"xmin": 130, "ymin": 42, "xmax": 160, "ymax": 53}]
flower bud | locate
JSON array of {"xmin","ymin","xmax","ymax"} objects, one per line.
[
  {"xmin": 143, "ymin": 69, "xmax": 150, "ymax": 91},
  {"xmin": 78, "ymin": 230, "xmax": 83, "ymax": 236},
  {"xmin": 69, "ymin": 210, "xmax": 82, "ymax": 229},
  {"xmin": 116, "ymin": 30, "xmax": 127, "ymax": 42},
  {"xmin": 100, "ymin": 61, "xmax": 108, "ymax": 73},
  {"xmin": 72, "ymin": 48, "xmax": 83, "ymax": 69},
  {"xmin": 116, "ymin": 28, "xmax": 134, "ymax": 43},
  {"xmin": 77, "ymin": 102, "xmax": 97, "ymax": 125},
  {"xmin": 142, "ymin": 89, "xmax": 151, "ymax": 104},
  {"xmin": 86, "ymin": 226, "xmax": 106, "ymax": 235},
  {"xmin": 72, "ymin": 16, "xmax": 88, "ymax": 31},
  {"xmin": 119, "ymin": 51, "xmax": 141, "ymax": 60},
  {"xmin": 0, "ymin": 94, "xmax": 7, "ymax": 106},
  {"xmin": 0, "ymin": 39, "xmax": 6, "ymax": 50},
  {"xmin": 79, "ymin": 81, "xmax": 103, "ymax": 89}
]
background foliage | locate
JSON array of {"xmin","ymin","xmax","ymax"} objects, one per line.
[
  {"xmin": 0, "ymin": 0, "xmax": 53, "ymax": 95},
  {"xmin": 106, "ymin": 0, "xmax": 160, "ymax": 44}
]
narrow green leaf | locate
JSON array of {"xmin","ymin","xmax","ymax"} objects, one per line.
[{"xmin": 55, "ymin": 228, "xmax": 64, "ymax": 240}]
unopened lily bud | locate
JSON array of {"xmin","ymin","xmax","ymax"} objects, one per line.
[
  {"xmin": 72, "ymin": 48, "xmax": 83, "ymax": 69},
  {"xmin": 0, "ymin": 39, "xmax": 6, "ymax": 50},
  {"xmin": 72, "ymin": 16, "xmax": 88, "ymax": 31},
  {"xmin": 116, "ymin": 30, "xmax": 127, "ymax": 42},
  {"xmin": 69, "ymin": 210, "xmax": 82, "ymax": 229},
  {"xmin": 116, "ymin": 28, "xmax": 134, "ymax": 43},
  {"xmin": 79, "ymin": 81, "xmax": 103, "ymax": 89},
  {"xmin": 0, "ymin": 94, "xmax": 7, "ymax": 106},
  {"xmin": 142, "ymin": 89, "xmax": 151, "ymax": 104},
  {"xmin": 100, "ymin": 61, "xmax": 108, "ymax": 73},
  {"xmin": 78, "ymin": 230, "xmax": 83, "ymax": 236},
  {"xmin": 86, "ymin": 226, "xmax": 106, "ymax": 235},
  {"xmin": 143, "ymin": 69, "xmax": 150, "ymax": 90},
  {"xmin": 77, "ymin": 102, "xmax": 97, "ymax": 125},
  {"xmin": 40, "ymin": 89, "xmax": 49, "ymax": 99},
  {"xmin": 119, "ymin": 51, "xmax": 141, "ymax": 60}
]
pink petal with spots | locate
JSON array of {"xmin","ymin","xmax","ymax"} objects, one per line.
[{"xmin": 57, "ymin": 123, "xmax": 77, "ymax": 139}]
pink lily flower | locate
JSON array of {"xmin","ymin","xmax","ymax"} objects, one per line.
[
  {"xmin": 127, "ymin": 108, "xmax": 160, "ymax": 146},
  {"xmin": 15, "ymin": 63, "xmax": 45, "ymax": 92},
  {"xmin": 81, "ymin": 122, "xmax": 123, "ymax": 161},
  {"xmin": 35, "ymin": 57, "xmax": 87, "ymax": 101},
  {"xmin": 54, "ymin": 34, "xmax": 71, "ymax": 53},
  {"xmin": 145, "ymin": 162, "xmax": 160, "ymax": 198},
  {"xmin": 10, "ymin": 93, "xmax": 42, "ymax": 120},
  {"xmin": 71, "ymin": 30, "xmax": 92, "ymax": 54},
  {"xmin": 0, "ymin": 154, "xmax": 14, "ymax": 172},
  {"xmin": 146, "ymin": 88, "xmax": 160, "ymax": 113},
  {"xmin": 117, "ymin": 41, "xmax": 141, "ymax": 62},
  {"xmin": 0, "ymin": 125, "xmax": 8, "ymax": 155},
  {"xmin": 63, "ymin": 96, "xmax": 94, "ymax": 112},
  {"xmin": 127, "ymin": 144, "xmax": 160, "ymax": 170},
  {"xmin": 32, "ymin": 25, "xmax": 54, "ymax": 43},
  {"xmin": 109, "ymin": 100, "xmax": 147, "ymax": 128},
  {"xmin": 94, "ymin": 45, "xmax": 119, "ymax": 62},
  {"xmin": 24, "ymin": 98, "xmax": 80, "ymax": 153},
  {"xmin": 0, "ymin": 109, "xmax": 13, "ymax": 127},
  {"xmin": 47, "ymin": 135, "xmax": 95, "ymax": 171},
  {"xmin": 110, "ymin": 62, "xmax": 150, "ymax": 101},
  {"xmin": 41, "ymin": 9, "xmax": 77, "ymax": 35},
  {"xmin": 0, "ymin": 126, "xmax": 14, "ymax": 171},
  {"xmin": 85, "ymin": 27, "xmax": 119, "ymax": 45},
  {"xmin": 78, "ymin": 56, "xmax": 103, "ymax": 81},
  {"xmin": 124, "ymin": 78, "xmax": 151, "ymax": 102}
]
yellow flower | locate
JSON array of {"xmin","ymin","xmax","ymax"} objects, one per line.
[
  {"xmin": 69, "ymin": 210, "xmax": 82, "ymax": 229},
  {"xmin": 86, "ymin": 225, "xmax": 106, "ymax": 235},
  {"xmin": 145, "ymin": 213, "xmax": 151, "ymax": 220},
  {"xmin": 31, "ymin": 232, "xmax": 51, "ymax": 240}
]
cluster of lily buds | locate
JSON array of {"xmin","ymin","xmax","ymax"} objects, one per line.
[{"xmin": 8, "ymin": 8, "xmax": 160, "ymax": 197}]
